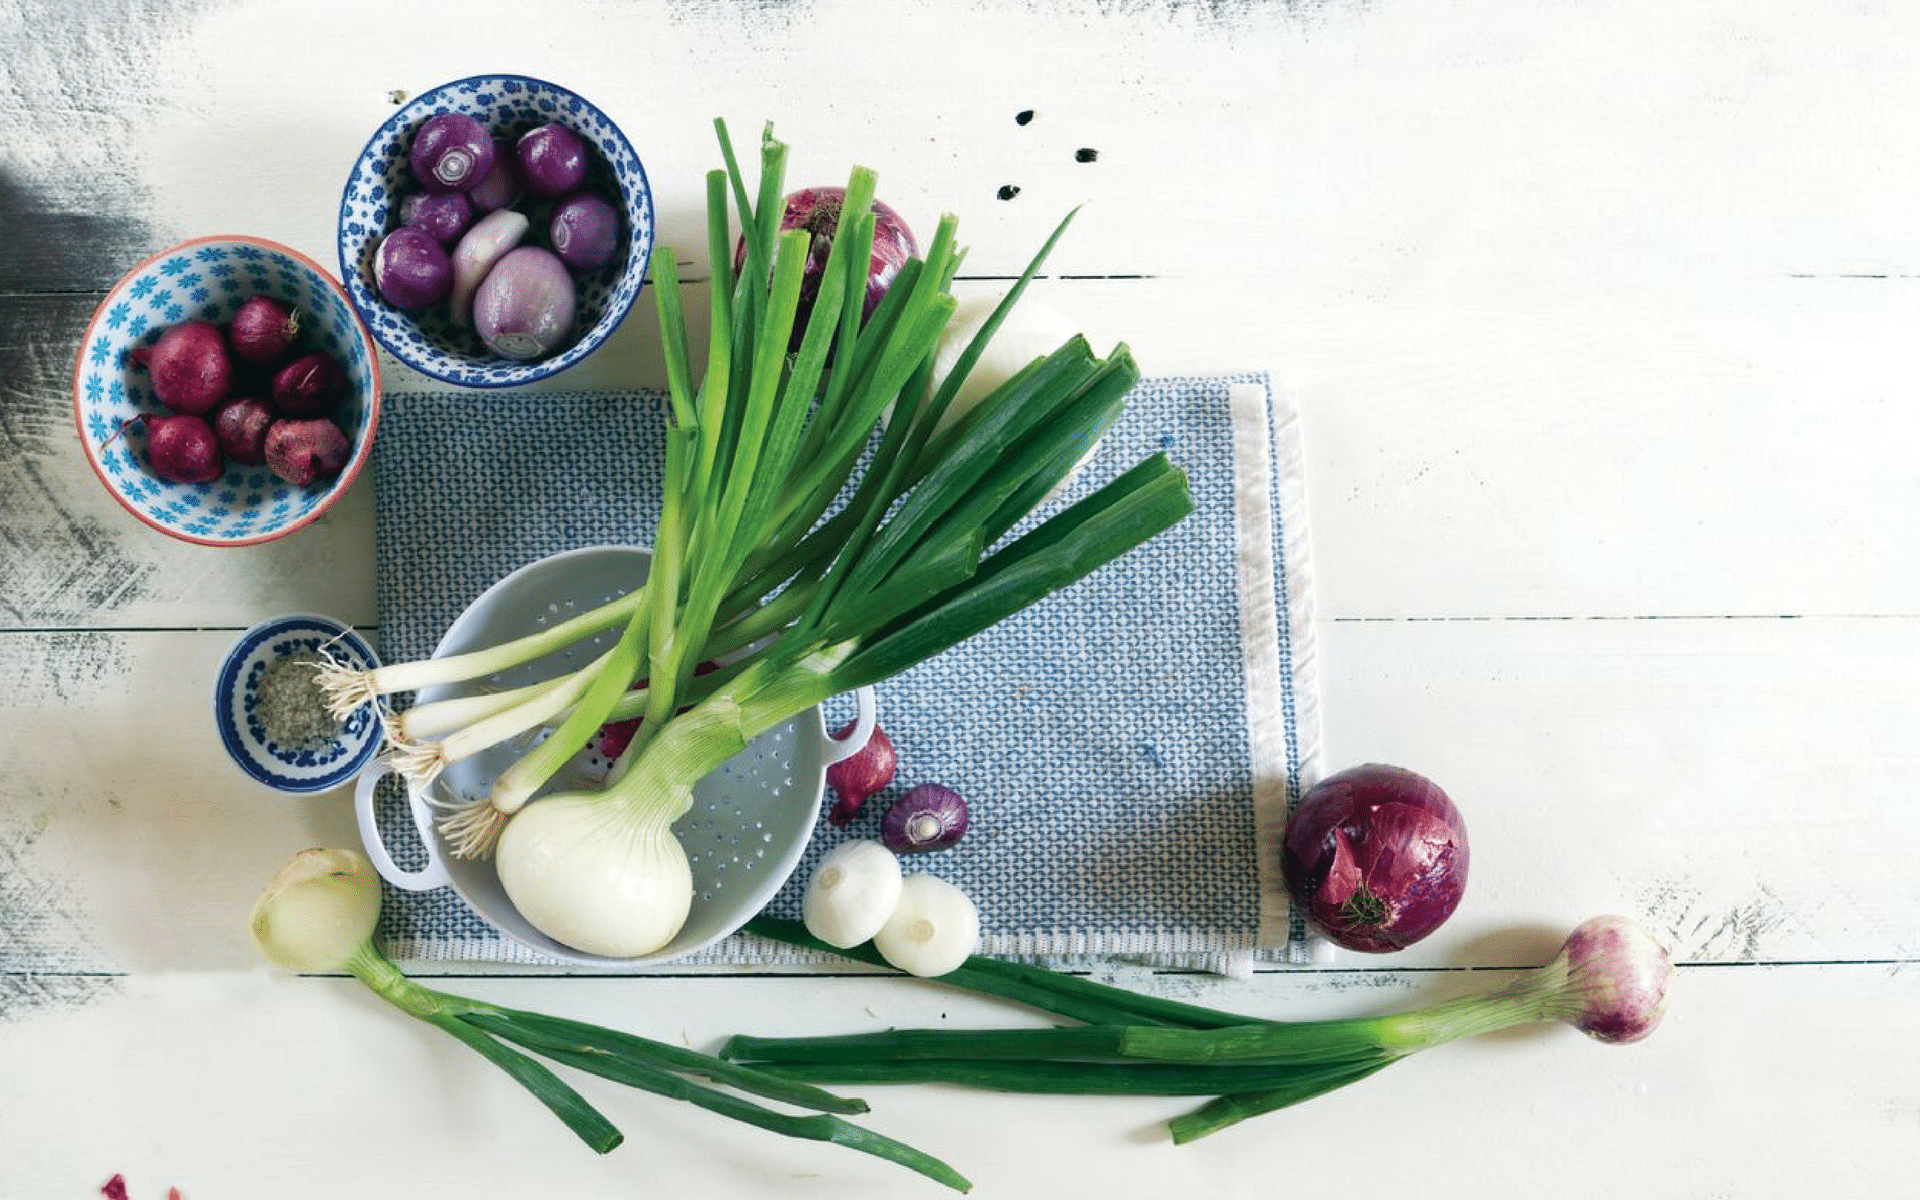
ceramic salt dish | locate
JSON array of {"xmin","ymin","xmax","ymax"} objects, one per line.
[
  {"xmin": 216, "ymin": 614, "xmax": 383, "ymax": 794},
  {"xmin": 351, "ymin": 544, "xmax": 874, "ymax": 966},
  {"xmin": 337, "ymin": 73, "xmax": 655, "ymax": 387}
]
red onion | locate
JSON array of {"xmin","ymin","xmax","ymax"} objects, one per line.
[
  {"xmin": 265, "ymin": 418, "xmax": 350, "ymax": 486},
  {"xmin": 226, "ymin": 295, "xmax": 300, "ymax": 366},
  {"xmin": 734, "ymin": 187, "xmax": 918, "ymax": 353},
  {"xmin": 825, "ymin": 721, "xmax": 896, "ymax": 826},
  {"xmin": 270, "ymin": 351, "xmax": 344, "ymax": 416},
  {"xmin": 410, "ymin": 113, "xmax": 495, "ymax": 193},
  {"xmin": 1280, "ymin": 763, "xmax": 1469, "ymax": 953},
  {"xmin": 130, "ymin": 319, "xmax": 231, "ymax": 415},
  {"xmin": 549, "ymin": 192, "xmax": 622, "ymax": 273},
  {"xmin": 399, "ymin": 190, "xmax": 475, "ymax": 247},
  {"xmin": 473, "ymin": 246, "xmax": 575, "ymax": 359},
  {"xmin": 212, "ymin": 397, "xmax": 274, "ymax": 465},
  {"xmin": 881, "ymin": 784, "xmax": 969, "ymax": 854},
  {"xmin": 515, "ymin": 122, "xmax": 590, "ymax": 199},
  {"xmin": 139, "ymin": 412, "xmax": 224, "ymax": 483},
  {"xmin": 374, "ymin": 226, "xmax": 455, "ymax": 310}
]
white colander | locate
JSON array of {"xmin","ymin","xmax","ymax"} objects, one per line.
[{"xmin": 352, "ymin": 544, "xmax": 873, "ymax": 967}]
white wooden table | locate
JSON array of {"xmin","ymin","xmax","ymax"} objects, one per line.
[{"xmin": 4, "ymin": 2, "xmax": 1917, "ymax": 1196}]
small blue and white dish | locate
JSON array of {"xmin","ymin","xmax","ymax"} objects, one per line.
[
  {"xmin": 215, "ymin": 614, "xmax": 383, "ymax": 794},
  {"xmin": 73, "ymin": 235, "xmax": 382, "ymax": 546},
  {"xmin": 337, "ymin": 74, "xmax": 655, "ymax": 388}
]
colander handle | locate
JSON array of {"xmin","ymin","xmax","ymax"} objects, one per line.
[
  {"xmin": 352, "ymin": 756, "xmax": 453, "ymax": 892},
  {"xmin": 820, "ymin": 685, "xmax": 878, "ymax": 766}
]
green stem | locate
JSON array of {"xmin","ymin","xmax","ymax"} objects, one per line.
[
  {"xmin": 741, "ymin": 1055, "xmax": 1394, "ymax": 1099},
  {"xmin": 1167, "ymin": 1058, "xmax": 1400, "ymax": 1144},
  {"xmin": 723, "ymin": 1025, "xmax": 1131, "ymax": 1065}
]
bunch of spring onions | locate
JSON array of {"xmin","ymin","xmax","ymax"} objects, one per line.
[
  {"xmin": 249, "ymin": 848, "xmax": 971, "ymax": 1189},
  {"xmin": 317, "ymin": 119, "xmax": 1194, "ymax": 959},
  {"xmin": 724, "ymin": 914, "xmax": 1674, "ymax": 1143}
]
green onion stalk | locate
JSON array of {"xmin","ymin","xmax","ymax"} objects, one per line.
[
  {"xmin": 726, "ymin": 914, "xmax": 1674, "ymax": 1144},
  {"xmin": 327, "ymin": 119, "xmax": 1195, "ymax": 955},
  {"xmin": 248, "ymin": 848, "xmax": 972, "ymax": 1189}
]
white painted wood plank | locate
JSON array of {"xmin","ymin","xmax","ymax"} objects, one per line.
[
  {"xmin": 1, "ymin": 963, "xmax": 1912, "ymax": 1198},
  {"xmin": 1315, "ymin": 613, "xmax": 1920, "ymax": 968},
  {"xmin": 6, "ymin": 620, "xmax": 1914, "ymax": 975}
]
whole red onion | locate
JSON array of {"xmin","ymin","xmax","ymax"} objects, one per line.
[
  {"xmin": 226, "ymin": 295, "xmax": 301, "ymax": 366},
  {"xmin": 265, "ymin": 418, "xmax": 350, "ymax": 486},
  {"xmin": 130, "ymin": 319, "xmax": 231, "ymax": 415},
  {"xmin": 825, "ymin": 721, "xmax": 896, "ymax": 826},
  {"xmin": 270, "ymin": 351, "xmax": 344, "ymax": 416},
  {"xmin": 213, "ymin": 397, "xmax": 274, "ymax": 465},
  {"xmin": 1280, "ymin": 763, "xmax": 1469, "ymax": 953},
  {"xmin": 139, "ymin": 412, "xmax": 224, "ymax": 483},
  {"xmin": 733, "ymin": 186, "xmax": 918, "ymax": 353}
]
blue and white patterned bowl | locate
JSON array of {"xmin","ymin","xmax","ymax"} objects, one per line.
[
  {"xmin": 72, "ymin": 235, "xmax": 382, "ymax": 547},
  {"xmin": 215, "ymin": 614, "xmax": 383, "ymax": 795},
  {"xmin": 337, "ymin": 74, "xmax": 655, "ymax": 388}
]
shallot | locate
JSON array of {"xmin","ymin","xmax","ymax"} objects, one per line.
[
  {"xmin": 466, "ymin": 137, "xmax": 522, "ymax": 212},
  {"xmin": 473, "ymin": 246, "xmax": 575, "ymax": 359},
  {"xmin": 140, "ymin": 412, "xmax": 224, "ymax": 483},
  {"xmin": 880, "ymin": 784, "xmax": 968, "ymax": 854},
  {"xmin": 549, "ymin": 192, "xmax": 621, "ymax": 273},
  {"xmin": 449, "ymin": 208, "xmax": 530, "ymax": 325},
  {"xmin": 131, "ymin": 319, "xmax": 231, "ymax": 415},
  {"xmin": 410, "ymin": 112, "xmax": 494, "ymax": 193},
  {"xmin": 399, "ymin": 190, "xmax": 475, "ymax": 248},
  {"xmin": 213, "ymin": 397, "xmax": 274, "ymax": 465},
  {"xmin": 516, "ymin": 122, "xmax": 590, "ymax": 199},
  {"xmin": 265, "ymin": 417, "xmax": 350, "ymax": 486},
  {"xmin": 270, "ymin": 351, "xmax": 344, "ymax": 416},
  {"xmin": 825, "ymin": 721, "xmax": 896, "ymax": 826},
  {"xmin": 374, "ymin": 226, "xmax": 455, "ymax": 310},
  {"xmin": 226, "ymin": 295, "xmax": 301, "ymax": 366}
]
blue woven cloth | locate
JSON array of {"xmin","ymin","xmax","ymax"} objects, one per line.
[{"xmin": 369, "ymin": 374, "xmax": 1318, "ymax": 971}]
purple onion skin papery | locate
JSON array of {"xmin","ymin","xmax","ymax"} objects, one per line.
[
  {"xmin": 1281, "ymin": 763, "xmax": 1470, "ymax": 953},
  {"xmin": 734, "ymin": 187, "xmax": 919, "ymax": 354}
]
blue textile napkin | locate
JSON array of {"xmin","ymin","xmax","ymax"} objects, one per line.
[{"xmin": 368, "ymin": 374, "xmax": 1319, "ymax": 972}]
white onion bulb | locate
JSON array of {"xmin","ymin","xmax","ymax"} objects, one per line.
[{"xmin": 495, "ymin": 793, "xmax": 693, "ymax": 958}]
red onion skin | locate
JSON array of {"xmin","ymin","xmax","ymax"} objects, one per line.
[
  {"xmin": 826, "ymin": 721, "xmax": 897, "ymax": 826},
  {"xmin": 410, "ymin": 113, "xmax": 495, "ymax": 194},
  {"xmin": 264, "ymin": 418, "xmax": 350, "ymax": 486},
  {"xmin": 734, "ymin": 187, "xmax": 918, "ymax": 353},
  {"xmin": 212, "ymin": 397, "xmax": 274, "ymax": 465},
  {"xmin": 133, "ymin": 319, "xmax": 231, "ymax": 415},
  {"xmin": 226, "ymin": 295, "xmax": 300, "ymax": 366},
  {"xmin": 1280, "ymin": 763, "xmax": 1469, "ymax": 953},
  {"xmin": 881, "ymin": 783, "xmax": 969, "ymax": 854},
  {"xmin": 270, "ymin": 352, "xmax": 344, "ymax": 417},
  {"xmin": 140, "ymin": 412, "xmax": 224, "ymax": 483}
]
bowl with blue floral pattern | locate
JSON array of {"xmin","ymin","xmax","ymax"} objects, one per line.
[
  {"xmin": 216, "ymin": 614, "xmax": 383, "ymax": 794},
  {"xmin": 337, "ymin": 74, "xmax": 654, "ymax": 388},
  {"xmin": 72, "ymin": 235, "xmax": 382, "ymax": 547}
]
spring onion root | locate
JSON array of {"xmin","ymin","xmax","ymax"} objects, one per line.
[
  {"xmin": 730, "ymin": 914, "xmax": 1673, "ymax": 1143},
  {"xmin": 248, "ymin": 848, "xmax": 972, "ymax": 1190}
]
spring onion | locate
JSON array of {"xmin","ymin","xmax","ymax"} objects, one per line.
[
  {"xmin": 323, "ymin": 119, "xmax": 1193, "ymax": 961},
  {"xmin": 248, "ymin": 848, "xmax": 972, "ymax": 1189},
  {"xmin": 726, "ymin": 914, "xmax": 1674, "ymax": 1143}
]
